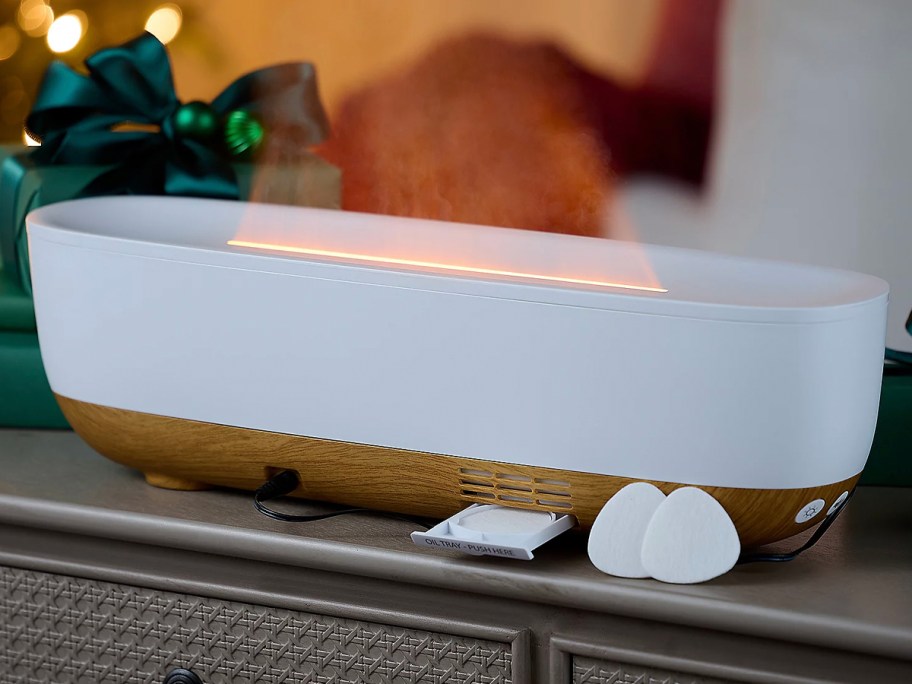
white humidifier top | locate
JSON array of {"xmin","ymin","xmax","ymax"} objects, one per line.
[{"xmin": 31, "ymin": 196, "xmax": 887, "ymax": 324}]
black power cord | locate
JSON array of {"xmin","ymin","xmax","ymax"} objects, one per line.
[
  {"xmin": 254, "ymin": 469, "xmax": 430, "ymax": 529},
  {"xmin": 737, "ymin": 488, "xmax": 855, "ymax": 564}
]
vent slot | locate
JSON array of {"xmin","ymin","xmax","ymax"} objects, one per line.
[
  {"xmin": 461, "ymin": 479, "xmax": 494, "ymax": 488},
  {"xmin": 460, "ymin": 468, "xmax": 494, "ymax": 478},
  {"xmin": 497, "ymin": 473, "xmax": 532, "ymax": 482},
  {"xmin": 497, "ymin": 483, "xmax": 533, "ymax": 493},
  {"xmin": 499, "ymin": 494, "xmax": 534, "ymax": 504},
  {"xmin": 462, "ymin": 489, "xmax": 495, "ymax": 499},
  {"xmin": 537, "ymin": 498, "xmax": 573, "ymax": 509},
  {"xmin": 458, "ymin": 466, "xmax": 575, "ymax": 511},
  {"xmin": 535, "ymin": 488, "xmax": 570, "ymax": 497}
]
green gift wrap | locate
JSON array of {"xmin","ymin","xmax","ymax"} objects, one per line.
[
  {"xmin": 0, "ymin": 266, "xmax": 67, "ymax": 428},
  {"xmin": 0, "ymin": 257, "xmax": 36, "ymax": 331},
  {"xmin": 1, "ymin": 146, "xmax": 110, "ymax": 294},
  {"xmin": 0, "ymin": 331, "xmax": 68, "ymax": 429}
]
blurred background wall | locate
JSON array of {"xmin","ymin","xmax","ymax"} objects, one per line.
[{"xmin": 0, "ymin": 0, "xmax": 664, "ymax": 140}]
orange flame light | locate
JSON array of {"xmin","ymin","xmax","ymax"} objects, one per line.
[{"xmin": 226, "ymin": 239, "xmax": 668, "ymax": 293}]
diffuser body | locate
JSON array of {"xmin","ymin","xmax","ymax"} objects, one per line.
[{"xmin": 28, "ymin": 197, "xmax": 888, "ymax": 546}]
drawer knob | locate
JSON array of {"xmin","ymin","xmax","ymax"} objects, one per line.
[{"xmin": 164, "ymin": 669, "xmax": 203, "ymax": 684}]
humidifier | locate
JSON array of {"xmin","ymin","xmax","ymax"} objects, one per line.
[{"xmin": 27, "ymin": 196, "xmax": 888, "ymax": 556}]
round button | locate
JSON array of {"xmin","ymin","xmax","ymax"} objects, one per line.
[
  {"xmin": 795, "ymin": 499, "xmax": 826, "ymax": 524},
  {"xmin": 827, "ymin": 491, "xmax": 849, "ymax": 516}
]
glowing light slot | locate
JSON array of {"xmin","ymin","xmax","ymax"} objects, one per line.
[{"xmin": 226, "ymin": 240, "xmax": 668, "ymax": 293}]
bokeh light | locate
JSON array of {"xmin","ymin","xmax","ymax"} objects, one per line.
[
  {"xmin": 145, "ymin": 4, "xmax": 182, "ymax": 45},
  {"xmin": 17, "ymin": 0, "xmax": 54, "ymax": 37},
  {"xmin": 23, "ymin": 129, "xmax": 41, "ymax": 147},
  {"xmin": 0, "ymin": 24, "xmax": 22, "ymax": 61},
  {"xmin": 46, "ymin": 11, "xmax": 86, "ymax": 53}
]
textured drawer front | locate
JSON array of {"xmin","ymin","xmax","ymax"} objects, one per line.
[
  {"xmin": 573, "ymin": 655, "xmax": 736, "ymax": 684},
  {"xmin": 0, "ymin": 566, "xmax": 512, "ymax": 684}
]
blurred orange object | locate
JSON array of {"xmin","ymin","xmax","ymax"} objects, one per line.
[
  {"xmin": 320, "ymin": 35, "xmax": 613, "ymax": 237},
  {"xmin": 321, "ymin": 3, "xmax": 720, "ymax": 236}
]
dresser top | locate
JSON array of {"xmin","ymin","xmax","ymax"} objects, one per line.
[{"xmin": 2, "ymin": 429, "xmax": 911, "ymax": 660}]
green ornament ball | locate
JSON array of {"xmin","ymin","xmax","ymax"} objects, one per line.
[
  {"xmin": 171, "ymin": 101, "xmax": 219, "ymax": 141},
  {"xmin": 224, "ymin": 109, "xmax": 265, "ymax": 158}
]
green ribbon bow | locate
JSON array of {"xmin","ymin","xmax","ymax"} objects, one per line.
[{"xmin": 25, "ymin": 32, "xmax": 330, "ymax": 199}]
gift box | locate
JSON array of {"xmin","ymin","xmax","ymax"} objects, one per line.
[
  {"xmin": 0, "ymin": 266, "xmax": 67, "ymax": 427},
  {"xmin": 0, "ymin": 330, "xmax": 69, "ymax": 428},
  {"xmin": 0, "ymin": 32, "xmax": 340, "ymax": 428}
]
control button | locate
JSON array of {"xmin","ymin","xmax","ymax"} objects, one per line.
[
  {"xmin": 795, "ymin": 499, "xmax": 825, "ymax": 524},
  {"xmin": 827, "ymin": 491, "xmax": 849, "ymax": 516}
]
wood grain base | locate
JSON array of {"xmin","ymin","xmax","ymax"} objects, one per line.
[{"xmin": 56, "ymin": 394, "xmax": 860, "ymax": 548}]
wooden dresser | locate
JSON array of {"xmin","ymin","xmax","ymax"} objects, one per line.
[{"xmin": 1, "ymin": 430, "xmax": 910, "ymax": 683}]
